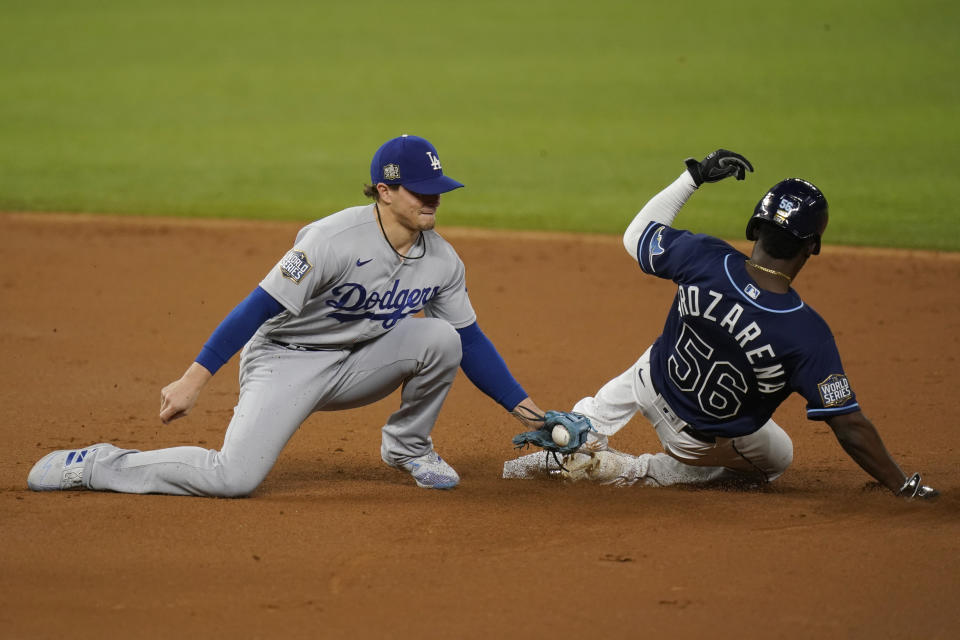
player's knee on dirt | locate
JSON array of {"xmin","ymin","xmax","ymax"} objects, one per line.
[
  {"xmin": 768, "ymin": 437, "xmax": 793, "ymax": 481},
  {"xmin": 762, "ymin": 423, "xmax": 794, "ymax": 481},
  {"xmin": 209, "ymin": 458, "xmax": 271, "ymax": 498},
  {"xmin": 212, "ymin": 475, "xmax": 261, "ymax": 498}
]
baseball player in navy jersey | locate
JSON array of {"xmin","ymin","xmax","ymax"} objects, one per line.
[
  {"xmin": 505, "ymin": 149, "xmax": 937, "ymax": 500},
  {"xmin": 29, "ymin": 134, "xmax": 548, "ymax": 495}
]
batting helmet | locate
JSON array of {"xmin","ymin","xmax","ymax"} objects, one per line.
[{"xmin": 746, "ymin": 178, "xmax": 829, "ymax": 254}]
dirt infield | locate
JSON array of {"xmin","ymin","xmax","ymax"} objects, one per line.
[{"xmin": 1, "ymin": 212, "xmax": 958, "ymax": 639}]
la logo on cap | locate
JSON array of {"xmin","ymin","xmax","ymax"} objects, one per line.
[{"xmin": 369, "ymin": 135, "xmax": 465, "ymax": 195}]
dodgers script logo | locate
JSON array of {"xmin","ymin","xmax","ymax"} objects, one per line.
[{"xmin": 325, "ymin": 279, "xmax": 440, "ymax": 329}]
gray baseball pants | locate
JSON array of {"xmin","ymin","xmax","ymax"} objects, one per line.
[{"xmin": 87, "ymin": 317, "xmax": 461, "ymax": 496}]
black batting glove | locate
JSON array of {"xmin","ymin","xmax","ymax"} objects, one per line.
[{"xmin": 684, "ymin": 149, "xmax": 754, "ymax": 186}]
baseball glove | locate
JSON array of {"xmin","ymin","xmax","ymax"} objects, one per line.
[{"xmin": 511, "ymin": 410, "xmax": 595, "ymax": 456}]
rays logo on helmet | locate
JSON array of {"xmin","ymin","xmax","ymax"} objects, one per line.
[
  {"xmin": 383, "ymin": 163, "xmax": 401, "ymax": 181},
  {"xmin": 279, "ymin": 250, "xmax": 312, "ymax": 284}
]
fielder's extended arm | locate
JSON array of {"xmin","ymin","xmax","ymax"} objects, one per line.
[{"xmin": 455, "ymin": 322, "xmax": 551, "ymax": 428}]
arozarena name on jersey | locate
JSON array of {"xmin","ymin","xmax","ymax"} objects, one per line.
[
  {"xmin": 676, "ymin": 284, "xmax": 786, "ymax": 394},
  {"xmin": 324, "ymin": 280, "xmax": 440, "ymax": 329}
]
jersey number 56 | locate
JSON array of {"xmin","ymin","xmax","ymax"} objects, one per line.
[{"xmin": 667, "ymin": 323, "xmax": 749, "ymax": 420}]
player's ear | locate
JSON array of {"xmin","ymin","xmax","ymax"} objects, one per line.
[{"xmin": 376, "ymin": 183, "xmax": 393, "ymax": 203}]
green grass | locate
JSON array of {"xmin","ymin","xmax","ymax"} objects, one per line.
[{"xmin": 1, "ymin": 0, "xmax": 958, "ymax": 250}]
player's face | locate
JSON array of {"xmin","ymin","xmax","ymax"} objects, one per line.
[{"xmin": 391, "ymin": 186, "xmax": 441, "ymax": 231}]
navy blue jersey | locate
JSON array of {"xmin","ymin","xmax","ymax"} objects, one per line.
[{"xmin": 635, "ymin": 222, "xmax": 859, "ymax": 437}]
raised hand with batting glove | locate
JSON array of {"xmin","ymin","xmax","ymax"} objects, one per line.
[{"xmin": 684, "ymin": 149, "xmax": 754, "ymax": 186}]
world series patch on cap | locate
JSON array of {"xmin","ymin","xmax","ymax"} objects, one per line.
[{"xmin": 370, "ymin": 135, "xmax": 464, "ymax": 195}]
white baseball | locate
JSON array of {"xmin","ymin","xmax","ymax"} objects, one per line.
[{"xmin": 551, "ymin": 425, "xmax": 570, "ymax": 447}]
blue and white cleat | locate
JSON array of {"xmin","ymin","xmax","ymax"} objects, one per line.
[
  {"xmin": 27, "ymin": 443, "xmax": 115, "ymax": 491},
  {"xmin": 383, "ymin": 450, "xmax": 460, "ymax": 489}
]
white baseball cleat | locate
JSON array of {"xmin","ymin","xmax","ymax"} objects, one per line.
[
  {"xmin": 383, "ymin": 450, "xmax": 460, "ymax": 489},
  {"xmin": 27, "ymin": 443, "xmax": 115, "ymax": 491},
  {"xmin": 561, "ymin": 450, "xmax": 640, "ymax": 486}
]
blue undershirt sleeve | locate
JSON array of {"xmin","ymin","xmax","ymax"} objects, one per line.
[
  {"xmin": 195, "ymin": 286, "xmax": 286, "ymax": 375},
  {"xmin": 456, "ymin": 322, "xmax": 528, "ymax": 411}
]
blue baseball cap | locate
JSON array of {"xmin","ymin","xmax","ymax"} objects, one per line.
[{"xmin": 369, "ymin": 135, "xmax": 464, "ymax": 195}]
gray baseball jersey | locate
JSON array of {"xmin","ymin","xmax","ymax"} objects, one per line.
[
  {"xmin": 76, "ymin": 204, "xmax": 476, "ymax": 496},
  {"xmin": 259, "ymin": 204, "xmax": 477, "ymax": 346}
]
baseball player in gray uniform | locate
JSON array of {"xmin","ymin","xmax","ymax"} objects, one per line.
[{"xmin": 29, "ymin": 134, "xmax": 546, "ymax": 495}]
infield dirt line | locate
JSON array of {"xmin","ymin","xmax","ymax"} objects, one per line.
[{"xmin": 2, "ymin": 211, "xmax": 958, "ymax": 261}]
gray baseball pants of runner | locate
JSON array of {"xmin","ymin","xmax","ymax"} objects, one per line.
[{"xmin": 86, "ymin": 317, "xmax": 461, "ymax": 496}]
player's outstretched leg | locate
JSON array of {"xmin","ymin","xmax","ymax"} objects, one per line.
[
  {"xmin": 561, "ymin": 419, "xmax": 791, "ymax": 489},
  {"xmin": 27, "ymin": 441, "xmax": 282, "ymax": 497},
  {"xmin": 561, "ymin": 450, "xmax": 728, "ymax": 487},
  {"xmin": 28, "ymin": 443, "xmax": 118, "ymax": 491},
  {"xmin": 29, "ymin": 340, "xmax": 334, "ymax": 497}
]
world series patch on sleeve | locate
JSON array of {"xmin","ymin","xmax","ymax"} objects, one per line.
[
  {"xmin": 818, "ymin": 374, "xmax": 853, "ymax": 407},
  {"xmin": 280, "ymin": 250, "xmax": 312, "ymax": 284}
]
